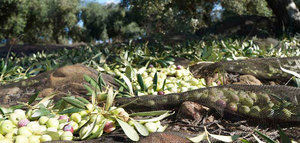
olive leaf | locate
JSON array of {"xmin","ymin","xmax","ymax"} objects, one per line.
[
  {"xmin": 116, "ymin": 118, "xmax": 140, "ymax": 141},
  {"xmin": 84, "ymin": 84, "xmax": 95, "ymax": 96},
  {"xmin": 87, "ymin": 120, "xmax": 106, "ymax": 140},
  {"xmin": 130, "ymin": 110, "xmax": 170, "ymax": 117},
  {"xmin": 120, "ymin": 73, "xmax": 134, "ymax": 95},
  {"xmin": 62, "ymin": 97, "xmax": 87, "ymax": 110},
  {"xmin": 278, "ymin": 127, "xmax": 291, "ymax": 143},
  {"xmin": 125, "ymin": 66, "xmax": 134, "ymax": 81},
  {"xmin": 9, "ymin": 104, "xmax": 24, "ymax": 110},
  {"xmin": 75, "ymin": 96, "xmax": 91, "ymax": 105},
  {"xmin": 252, "ymin": 134, "xmax": 265, "ymax": 143},
  {"xmin": 131, "ymin": 120, "xmax": 149, "ymax": 136},
  {"xmin": 34, "ymin": 93, "xmax": 56, "ymax": 108},
  {"xmin": 254, "ymin": 130, "xmax": 276, "ymax": 143},
  {"xmin": 209, "ymin": 133, "xmax": 239, "ymax": 142},
  {"xmin": 157, "ymin": 60, "xmax": 168, "ymax": 67},
  {"xmin": 153, "ymin": 72, "xmax": 158, "ymax": 91},
  {"xmin": 105, "ymin": 87, "xmax": 115, "ymax": 111},
  {"xmin": 58, "ymin": 107, "xmax": 83, "ymax": 115},
  {"xmin": 115, "ymin": 78, "xmax": 130, "ymax": 92},
  {"xmin": 84, "ymin": 74, "xmax": 100, "ymax": 90},
  {"xmin": 0, "ymin": 107, "xmax": 12, "ymax": 115},
  {"xmin": 162, "ymin": 78, "xmax": 167, "ymax": 91},
  {"xmin": 137, "ymin": 111, "xmax": 174, "ymax": 123},
  {"xmin": 293, "ymin": 77, "xmax": 300, "ymax": 87},
  {"xmin": 74, "ymin": 117, "xmax": 91, "ymax": 135},
  {"xmin": 137, "ymin": 74, "xmax": 146, "ymax": 91},
  {"xmin": 188, "ymin": 132, "xmax": 207, "ymax": 143},
  {"xmin": 31, "ymin": 107, "xmax": 51, "ymax": 118},
  {"xmin": 81, "ymin": 115, "xmax": 99, "ymax": 140},
  {"xmin": 53, "ymin": 99, "xmax": 68, "ymax": 112},
  {"xmin": 278, "ymin": 62, "xmax": 300, "ymax": 78},
  {"xmin": 98, "ymin": 73, "xmax": 106, "ymax": 92},
  {"xmin": 28, "ymin": 92, "xmax": 39, "ymax": 105}
]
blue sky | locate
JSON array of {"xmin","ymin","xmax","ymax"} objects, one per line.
[{"xmin": 95, "ymin": 0, "xmax": 120, "ymax": 4}]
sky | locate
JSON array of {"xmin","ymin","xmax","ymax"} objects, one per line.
[{"xmin": 95, "ymin": 0, "xmax": 120, "ymax": 4}]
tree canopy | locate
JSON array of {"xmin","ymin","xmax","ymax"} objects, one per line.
[{"xmin": 0, "ymin": 0, "xmax": 299, "ymax": 44}]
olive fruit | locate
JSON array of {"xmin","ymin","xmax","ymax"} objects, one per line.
[
  {"xmin": 63, "ymin": 124, "xmax": 74, "ymax": 133},
  {"xmin": 46, "ymin": 118, "xmax": 59, "ymax": 129},
  {"xmin": 148, "ymin": 64, "xmax": 154, "ymax": 68},
  {"xmin": 18, "ymin": 127, "xmax": 32, "ymax": 137},
  {"xmin": 224, "ymin": 90, "xmax": 239, "ymax": 103},
  {"xmin": 59, "ymin": 115, "xmax": 69, "ymax": 123},
  {"xmin": 281, "ymin": 108, "xmax": 292, "ymax": 118},
  {"xmin": 40, "ymin": 134, "xmax": 52, "ymax": 142},
  {"xmin": 78, "ymin": 120, "xmax": 88, "ymax": 128},
  {"xmin": 208, "ymin": 95, "xmax": 218, "ymax": 102},
  {"xmin": 158, "ymin": 91, "xmax": 165, "ymax": 95},
  {"xmin": 258, "ymin": 93, "xmax": 271, "ymax": 104},
  {"xmin": 248, "ymin": 92, "xmax": 258, "ymax": 102},
  {"xmin": 144, "ymin": 122, "xmax": 158, "ymax": 133},
  {"xmin": 79, "ymin": 110, "xmax": 88, "ymax": 117},
  {"xmin": 240, "ymin": 98, "xmax": 254, "ymax": 107},
  {"xmin": 267, "ymin": 102, "xmax": 274, "ymax": 108},
  {"xmin": 15, "ymin": 135, "xmax": 29, "ymax": 143},
  {"xmin": 69, "ymin": 121, "xmax": 79, "ymax": 131},
  {"xmin": 227, "ymin": 102, "xmax": 238, "ymax": 112},
  {"xmin": 27, "ymin": 122, "xmax": 42, "ymax": 135},
  {"xmin": 61, "ymin": 131, "xmax": 73, "ymax": 141},
  {"xmin": 227, "ymin": 94, "xmax": 239, "ymax": 103},
  {"xmin": 104, "ymin": 120, "xmax": 116, "ymax": 133},
  {"xmin": 9, "ymin": 113, "xmax": 24, "ymax": 125},
  {"xmin": 28, "ymin": 135, "xmax": 40, "ymax": 143},
  {"xmin": 18, "ymin": 119, "xmax": 30, "ymax": 127},
  {"xmin": 239, "ymin": 105, "xmax": 250, "ymax": 114},
  {"xmin": 210, "ymin": 88, "xmax": 224, "ymax": 98},
  {"xmin": 70, "ymin": 113, "xmax": 82, "ymax": 123},
  {"xmin": 216, "ymin": 99, "xmax": 227, "ymax": 109},
  {"xmin": 200, "ymin": 91, "xmax": 209, "ymax": 99},
  {"xmin": 0, "ymin": 120, "xmax": 15, "ymax": 135},
  {"xmin": 249, "ymin": 106, "xmax": 261, "ymax": 117},
  {"xmin": 238, "ymin": 91, "xmax": 248, "ymax": 100},
  {"xmin": 39, "ymin": 116, "xmax": 49, "ymax": 125}
]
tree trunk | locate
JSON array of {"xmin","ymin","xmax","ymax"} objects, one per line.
[
  {"xmin": 53, "ymin": 34, "xmax": 60, "ymax": 44},
  {"xmin": 266, "ymin": 0, "xmax": 300, "ymax": 33}
]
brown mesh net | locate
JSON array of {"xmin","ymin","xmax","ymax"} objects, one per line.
[
  {"xmin": 116, "ymin": 83, "xmax": 299, "ymax": 123},
  {"xmin": 191, "ymin": 57, "xmax": 300, "ymax": 80}
]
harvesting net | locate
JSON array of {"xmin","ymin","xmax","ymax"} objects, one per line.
[
  {"xmin": 191, "ymin": 57, "xmax": 300, "ymax": 80},
  {"xmin": 115, "ymin": 84, "xmax": 299, "ymax": 122},
  {"xmin": 116, "ymin": 57, "xmax": 300, "ymax": 122}
]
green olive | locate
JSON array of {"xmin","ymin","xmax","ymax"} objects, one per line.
[
  {"xmin": 248, "ymin": 92, "xmax": 258, "ymax": 102},
  {"xmin": 258, "ymin": 93, "xmax": 271, "ymax": 104},
  {"xmin": 281, "ymin": 108, "xmax": 292, "ymax": 119},
  {"xmin": 249, "ymin": 106, "xmax": 261, "ymax": 117},
  {"xmin": 239, "ymin": 105, "xmax": 250, "ymax": 114},
  {"xmin": 238, "ymin": 91, "xmax": 248, "ymax": 100},
  {"xmin": 267, "ymin": 102, "xmax": 274, "ymax": 108},
  {"xmin": 240, "ymin": 98, "xmax": 254, "ymax": 107},
  {"xmin": 227, "ymin": 102, "xmax": 238, "ymax": 112}
]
